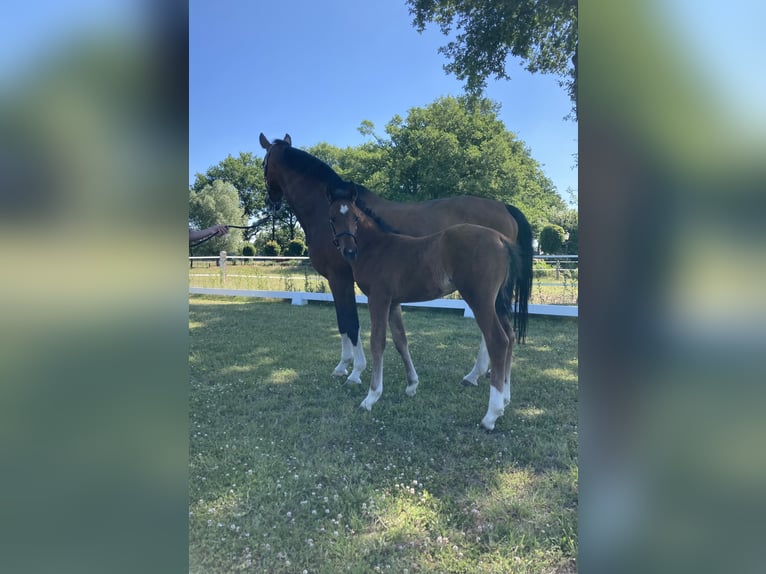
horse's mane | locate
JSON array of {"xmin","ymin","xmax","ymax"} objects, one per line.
[
  {"xmin": 275, "ymin": 139, "xmax": 345, "ymax": 188},
  {"xmin": 353, "ymin": 186, "xmax": 400, "ymax": 234}
]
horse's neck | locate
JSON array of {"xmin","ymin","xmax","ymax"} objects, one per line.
[
  {"xmin": 357, "ymin": 187, "xmax": 392, "ymax": 211},
  {"xmin": 279, "ymin": 174, "xmax": 325, "ymax": 226}
]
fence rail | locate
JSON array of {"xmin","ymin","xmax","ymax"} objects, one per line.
[{"xmin": 189, "ymin": 254, "xmax": 578, "ymax": 318}]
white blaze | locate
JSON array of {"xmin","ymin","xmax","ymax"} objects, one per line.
[{"xmin": 339, "ymin": 203, "xmax": 349, "ymax": 215}]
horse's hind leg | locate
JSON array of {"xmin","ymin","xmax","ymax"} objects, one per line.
[
  {"xmin": 462, "ymin": 335, "xmax": 489, "ymax": 387},
  {"xmin": 329, "ymin": 274, "xmax": 367, "ymax": 384},
  {"xmin": 498, "ymin": 312, "xmax": 515, "ymax": 407},
  {"xmin": 388, "ymin": 304, "xmax": 419, "ymax": 397}
]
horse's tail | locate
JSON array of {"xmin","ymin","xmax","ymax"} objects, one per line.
[{"xmin": 505, "ymin": 204, "xmax": 533, "ymax": 343}]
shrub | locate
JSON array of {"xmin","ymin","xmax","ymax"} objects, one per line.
[
  {"xmin": 533, "ymin": 259, "xmax": 552, "ymax": 279},
  {"xmin": 242, "ymin": 244, "xmax": 255, "ymax": 257},
  {"xmin": 262, "ymin": 240, "xmax": 281, "ymax": 256},
  {"xmin": 539, "ymin": 224, "xmax": 566, "ymax": 254},
  {"xmin": 565, "ymin": 227, "xmax": 578, "ymax": 255},
  {"xmin": 284, "ymin": 239, "xmax": 307, "ymax": 256}
]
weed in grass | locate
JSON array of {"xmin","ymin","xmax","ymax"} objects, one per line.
[{"xmin": 190, "ymin": 295, "xmax": 577, "ymax": 573}]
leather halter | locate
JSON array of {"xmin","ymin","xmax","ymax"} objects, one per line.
[{"xmin": 329, "ymin": 219, "xmax": 357, "ymax": 248}]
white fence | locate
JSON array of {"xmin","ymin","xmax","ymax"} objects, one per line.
[{"xmin": 189, "ymin": 254, "xmax": 578, "ymax": 318}]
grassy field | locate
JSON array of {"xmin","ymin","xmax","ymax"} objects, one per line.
[
  {"xmin": 189, "ymin": 260, "xmax": 578, "ymax": 306},
  {"xmin": 189, "ymin": 295, "xmax": 578, "ymax": 573}
]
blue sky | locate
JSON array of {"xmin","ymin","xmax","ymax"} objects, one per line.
[{"xmin": 189, "ymin": 0, "xmax": 579, "ymax": 204}]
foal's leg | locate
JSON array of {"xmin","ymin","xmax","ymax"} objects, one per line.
[
  {"xmin": 462, "ymin": 335, "xmax": 489, "ymax": 387},
  {"xmin": 360, "ymin": 297, "xmax": 390, "ymax": 410},
  {"xmin": 388, "ymin": 304, "xmax": 419, "ymax": 397},
  {"xmin": 329, "ymin": 273, "xmax": 367, "ymax": 384},
  {"xmin": 469, "ymin": 304, "xmax": 510, "ymax": 431}
]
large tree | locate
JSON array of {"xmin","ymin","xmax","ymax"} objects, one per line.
[
  {"xmin": 407, "ymin": 0, "xmax": 578, "ymax": 116},
  {"xmin": 357, "ymin": 96, "xmax": 567, "ymax": 234},
  {"xmin": 190, "ymin": 152, "xmax": 266, "ymax": 239},
  {"xmin": 189, "ymin": 180, "xmax": 247, "ymax": 255}
]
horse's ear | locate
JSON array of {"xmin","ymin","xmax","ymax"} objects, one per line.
[
  {"xmin": 259, "ymin": 133, "xmax": 270, "ymax": 150},
  {"xmin": 283, "ymin": 134, "xmax": 292, "ymax": 146}
]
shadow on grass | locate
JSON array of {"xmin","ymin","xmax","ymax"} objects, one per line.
[{"xmin": 189, "ymin": 296, "xmax": 577, "ymax": 573}]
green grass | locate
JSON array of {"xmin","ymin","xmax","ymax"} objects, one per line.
[{"xmin": 189, "ymin": 295, "xmax": 578, "ymax": 573}]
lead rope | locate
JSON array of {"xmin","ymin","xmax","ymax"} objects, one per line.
[{"xmin": 189, "ymin": 215, "xmax": 272, "ymax": 249}]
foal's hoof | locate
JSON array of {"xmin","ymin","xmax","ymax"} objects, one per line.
[
  {"xmin": 479, "ymin": 419, "xmax": 496, "ymax": 431},
  {"xmin": 461, "ymin": 378, "xmax": 479, "ymax": 387},
  {"xmin": 345, "ymin": 373, "xmax": 363, "ymax": 385},
  {"xmin": 332, "ymin": 368, "xmax": 348, "ymax": 378}
]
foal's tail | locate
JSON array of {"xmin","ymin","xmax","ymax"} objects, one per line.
[
  {"xmin": 497, "ymin": 240, "xmax": 523, "ymax": 338},
  {"xmin": 505, "ymin": 204, "xmax": 533, "ymax": 343}
]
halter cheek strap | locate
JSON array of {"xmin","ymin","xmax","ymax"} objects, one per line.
[{"xmin": 329, "ymin": 220, "xmax": 357, "ymax": 248}]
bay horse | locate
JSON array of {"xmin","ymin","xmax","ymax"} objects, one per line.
[
  {"xmin": 259, "ymin": 133, "xmax": 532, "ymax": 386},
  {"xmin": 327, "ymin": 186, "xmax": 521, "ymax": 430}
]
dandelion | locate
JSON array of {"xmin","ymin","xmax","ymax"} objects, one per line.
[{"xmin": 286, "ymin": 511, "xmax": 292, "ymax": 518}]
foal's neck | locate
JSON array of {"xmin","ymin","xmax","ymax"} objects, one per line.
[{"xmin": 355, "ymin": 210, "xmax": 392, "ymax": 247}]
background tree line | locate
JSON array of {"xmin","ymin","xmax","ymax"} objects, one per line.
[{"xmin": 189, "ymin": 96, "xmax": 578, "ymax": 256}]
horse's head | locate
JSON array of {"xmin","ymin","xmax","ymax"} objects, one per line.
[
  {"xmin": 327, "ymin": 183, "xmax": 360, "ymax": 262},
  {"xmin": 259, "ymin": 132, "xmax": 292, "ymax": 210}
]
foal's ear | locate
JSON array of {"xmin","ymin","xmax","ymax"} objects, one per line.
[
  {"xmin": 283, "ymin": 134, "xmax": 292, "ymax": 145},
  {"xmin": 259, "ymin": 133, "xmax": 270, "ymax": 149},
  {"xmin": 347, "ymin": 182, "xmax": 358, "ymax": 203}
]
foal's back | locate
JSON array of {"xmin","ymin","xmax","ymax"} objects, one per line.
[{"xmin": 356, "ymin": 223, "xmax": 510, "ymax": 305}]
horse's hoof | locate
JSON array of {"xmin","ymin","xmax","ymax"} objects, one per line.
[
  {"xmin": 345, "ymin": 374, "xmax": 363, "ymax": 385},
  {"xmin": 405, "ymin": 383, "xmax": 418, "ymax": 397},
  {"xmin": 480, "ymin": 417, "xmax": 496, "ymax": 431},
  {"xmin": 461, "ymin": 378, "xmax": 479, "ymax": 387},
  {"xmin": 359, "ymin": 401, "xmax": 373, "ymax": 411},
  {"xmin": 332, "ymin": 368, "xmax": 348, "ymax": 378}
]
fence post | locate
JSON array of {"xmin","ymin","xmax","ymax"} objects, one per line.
[
  {"xmin": 555, "ymin": 258, "xmax": 560, "ymax": 280},
  {"xmin": 219, "ymin": 251, "xmax": 227, "ymax": 284}
]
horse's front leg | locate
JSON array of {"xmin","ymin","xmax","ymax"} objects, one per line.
[
  {"xmin": 360, "ymin": 296, "xmax": 390, "ymax": 411},
  {"xmin": 328, "ymin": 272, "xmax": 366, "ymax": 384},
  {"xmin": 388, "ymin": 304, "xmax": 419, "ymax": 397}
]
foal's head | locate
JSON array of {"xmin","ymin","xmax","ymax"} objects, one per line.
[{"xmin": 327, "ymin": 184, "xmax": 361, "ymax": 262}]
